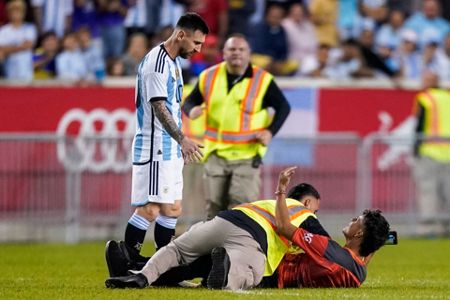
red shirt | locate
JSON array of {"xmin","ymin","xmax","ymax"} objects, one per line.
[{"xmin": 277, "ymin": 228, "xmax": 367, "ymax": 288}]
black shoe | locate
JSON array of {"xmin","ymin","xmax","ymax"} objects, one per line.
[
  {"xmin": 119, "ymin": 240, "xmax": 150, "ymax": 265},
  {"xmin": 105, "ymin": 240, "xmax": 130, "ymax": 277},
  {"xmin": 105, "ymin": 273, "xmax": 149, "ymax": 289},
  {"xmin": 206, "ymin": 247, "xmax": 230, "ymax": 289}
]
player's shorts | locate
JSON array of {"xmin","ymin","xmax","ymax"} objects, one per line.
[{"xmin": 131, "ymin": 157, "xmax": 184, "ymax": 206}]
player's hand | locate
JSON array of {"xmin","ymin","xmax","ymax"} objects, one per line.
[
  {"xmin": 255, "ymin": 129, "xmax": 273, "ymax": 146},
  {"xmin": 188, "ymin": 105, "xmax": 204, "ymax": 120},
  {"xmin": 181, "ymin": 136, "xmax": 204, "ymax": 163},
  {"xmin": 277, "ymin": 166, "xmax": 297, "ymax": 192}
]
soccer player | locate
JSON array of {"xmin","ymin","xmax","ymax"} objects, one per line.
[
  {"xmin": 271, "ymin": 166, "xmax": 391, "ymax": 288},
  {"xmin": 106, "ymin": 12, "xmax": 209, "ymax": 274}
]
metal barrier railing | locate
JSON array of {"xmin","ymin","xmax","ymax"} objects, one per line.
[{"xmin": 1, "ymin": 133, "xmax": 449, "ymax": 242}]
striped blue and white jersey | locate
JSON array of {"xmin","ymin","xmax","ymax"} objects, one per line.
[{"xmin": 132, "ymin": 44, "xmax": 184, "ymax": 163}]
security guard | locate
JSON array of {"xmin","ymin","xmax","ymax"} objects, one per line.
[
  {"xmin": 105, "ymin": 171, "xmax": 324, "ymax": 290},
  {"xmin": 413, "ymin": 71, "xmax": 450, "ymax": 236},
  {"xmin": 183, "ymin": 33, "xmax": 291, "ymax": 219}
]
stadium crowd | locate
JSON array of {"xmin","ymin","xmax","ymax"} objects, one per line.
[{"xmin": 0, "ymin": 0, "xmax": 450, "ymax": 84}]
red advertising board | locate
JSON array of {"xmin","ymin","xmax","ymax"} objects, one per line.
[{"xmin": 0, "ymin": 86, "xmax": 419, "ymax": 214}]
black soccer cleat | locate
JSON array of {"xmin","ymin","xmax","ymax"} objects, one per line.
[
  {"xmin": 105, "ymin": 273, "xmax": 149, "ymax": 289},
  {"xmin": 206, "ymin": 247, "xmax": 230, "ymax": 289},
  {"xmin": 105, "ymin": 240, "xmax": 130, "ymax": 277}
]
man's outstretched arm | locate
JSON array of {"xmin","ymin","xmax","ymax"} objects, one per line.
[{"xmin": 275, "ymin": 166, "xmax": 298, "ymax": 240}]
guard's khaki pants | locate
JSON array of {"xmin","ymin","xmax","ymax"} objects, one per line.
[{"xmin": 139, "ymin": 216, "xmax": 266, "ymax": 290}]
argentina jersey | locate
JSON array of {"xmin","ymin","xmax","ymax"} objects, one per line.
[{"xmin": 132, "ymin": 44, "xmax": 184, "ymax": 163}]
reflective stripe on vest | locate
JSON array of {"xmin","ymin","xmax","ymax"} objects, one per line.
[
  {"xmin": 202, "ymin": 65, "xmax": 220, "ymax": 107},
  {"xmin": 205, "ymin": 128, "xmax": 261, "ymax": 144},
  {"xmin": 238, "ymin": 202, "xmax": 306, "ymax": 229},
  {"xmin": 238, "ymin": 203, "xmax": 308, "ymax": 246},
  {"xmin": 424, "ymin": 91, "xmax": 440, "ymax": 135},
  {"xmin": 241, "ymin": 68, "xmax": 265, "ymax": 131}
]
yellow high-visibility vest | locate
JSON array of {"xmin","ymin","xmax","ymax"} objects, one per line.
[
  {"xmin": 233, "ymin": 199, "xmax": 316, "ymax": 276},
  {"xmin": 198, "ymin": 62, "xmax": 273, "ymax": 161},
  {"xmin": 417, "ymin": 88, "xmax": 450, "ymax": 162}
]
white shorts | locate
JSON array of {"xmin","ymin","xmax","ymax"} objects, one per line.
[{"xmin": 131, "ymin": 158, "xmax": 184, "ymax": 206}]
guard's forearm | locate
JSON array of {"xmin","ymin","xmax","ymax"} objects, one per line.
[{"xmin": 151, "ymin": 101, "xmax": 184, "ymax": 144}]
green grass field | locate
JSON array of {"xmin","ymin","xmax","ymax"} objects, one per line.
[{"xmin": 1, "ymin": 239, "xmax": 450, "ymax": 300}]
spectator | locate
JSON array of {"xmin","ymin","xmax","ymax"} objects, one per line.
[
  {"xmin": 421, "ymin": 35, "xmax": 448, "ymax": 80},
  {"xmin": 121, "ymin": 32, "xmax": 148, "ymax": 76},
  {"xmin": 107, "ymin": 57, "xmax": 125, "ymax": 76},
  {"xmin": 249, "ymin": 0, "xmax": 265, "ymax": 26},
  {"xmin": 96, "ymin": 0, "xmax": 128, "ymax": 59},
  {"xmin": 124, "ymin": 0, "xmax": 148, "ymax": 36},
  {"xmin": 0, "ymin": 0, "xmax": 37, "ymax": 81},
  {"xmin": 387, "ymin": 0, "xmax": 419, "ymax": 16},
  {"xmin": 375, "ymin": 41, "xmax": 400, "ymax": 75},
  {"xmin": 72, "ymin": 0, "xmax": 100, "ymax": 39},
  {"xmin": 227, "ymin": 0, "xmax": 255, "ymax": 37},
  {"xmin": 189, "ymin": 34, "xmax": 221, "ymax": 76},
  {"xmin": 360, "ymin": 0, "xmax": 388, "ymax": 24},
  {"xmin": 337, "ymin": 0, "xmax": 359, "ymax": 40},
  {"xmin": 403, "ymin": 0, "xmax": 450, "ymax": 48},
  {"xmin": 56, "ymin": 32, "xmax": 89, "ymax": 84},
  {"xmin": 443, "ymin": 34, "xmax": 450, "ymax": 80},
  {"xmin": 413, "ymin": 71, "xmax": 450, "ymax": 236},
  {"xmin": 282, "ymin": 3, "xmax": 317, "ymax": 65},
  {"xmin": 300, "ymin": 43, "xmax": 336, "ymax": 77},
  {"xmin": 77, "ymin": 26, "xmax": 105, "ymax": 83},
  {"xmin": 159, "ymin": 0, "xmax": 185, "ymax": 29},
  {"xmin": 186, "ymin": 0, "xmax": 228, "ymax": 47},
  {"xmin": 326, "ymin": 39, "xmax": 367, "ymax": 79},
  {"xmin": 309, "ymin": 0, "xmax": 338, "ymax": 47},
  {"xmin": 33, "ymin": 31, "xmax": 59, "ymax": 79},
  {"xmin": 397, "ymin": 29, "xmax": 421, "ymax": 79},
  {"xmin": 375, "ymin": 9, "xmax": 405, "ymax": 51},
  {"xmin": 32, "ymin": 0, "xmax": 73, "ymax": 37},
  {"xmin": 251, "ymin": 4, "xmax": 297, "ymax": 76},
  {"xmin": 357, "ymin": 22, "xmax": 399, "ymax": 80}
]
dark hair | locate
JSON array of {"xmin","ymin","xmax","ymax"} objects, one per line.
[
  {"xmin": 176, "ymin": 12, "xmax": 209, "ymax": 35},
  {"xmin": 359, "ymin": 210, "xmax": 390, "ymax": 257},
  {"xmin": 287, "ymin": 183, "xmax": 320, "ymax": 201}
]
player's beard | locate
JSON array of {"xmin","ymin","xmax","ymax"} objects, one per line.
[{"xmin": 179, "ymin": 49, "xmax": 194, "ymax": 59}]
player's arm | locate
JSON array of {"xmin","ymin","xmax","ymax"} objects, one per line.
[
  {"xmin": 275, "ymin": 166, "xmax": 299, "ymax": 240},
  {"xmin": 145, "ymin": 69, "xmax": 202, "ymax": 163},
  {"xmin": 151, "ymin": 100, "xmax": 184, "ymax": 144},
  {"xmin": 151, "ymin": 100, "xmax": 203, "ymax": 163}
]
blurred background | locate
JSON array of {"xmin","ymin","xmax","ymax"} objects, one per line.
[{"xmin": 0, "ymin": 0, "xmax": 449, "ymax": 243}]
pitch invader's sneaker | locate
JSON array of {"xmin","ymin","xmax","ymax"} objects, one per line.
[
  {"xmin": 105, "ymin": 240, "xmax": 130, "ymax": 277},
  {"xmin": 105, "ymin": 273, "xmax": 149, "ymax": 289},
  {"xmin": 206, "ymin": 247, "xmax": 230, "ymax": 289}
]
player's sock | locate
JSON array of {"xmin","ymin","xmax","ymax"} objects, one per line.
[
  {"xmin": 154, "ymin": 215, "xmax": 177, "ymax": 250},
  {"xmin": 125, "ymin": 213, "xmax": 150, "ymax": 260}
]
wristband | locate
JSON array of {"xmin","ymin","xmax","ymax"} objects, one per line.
[{"xmin": 275, "ymin": 190, "xmax": 286, "ymax": 195}]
